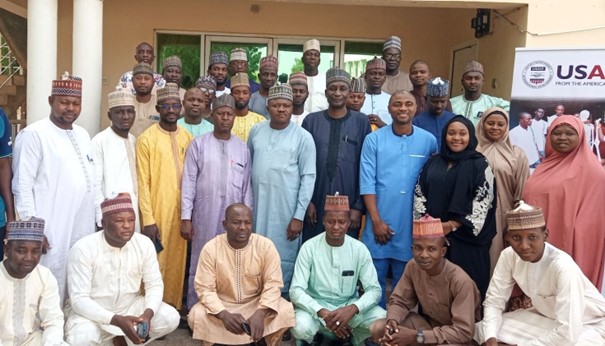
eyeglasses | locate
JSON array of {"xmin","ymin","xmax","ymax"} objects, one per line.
[
  {"xmin": 158, "ymin": 103, "xmax": 183, "ymax": 110},
  {"xmin": 199, "ymin": 87, "xmax": 216, "ymax": 94}
]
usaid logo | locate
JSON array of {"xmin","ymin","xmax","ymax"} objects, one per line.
[{"xmin": 522, "ymin": 60, "xmax": 554, "ymax": 89}]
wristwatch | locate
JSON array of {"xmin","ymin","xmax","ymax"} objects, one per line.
[{"xmin": 416, "ymin": 329, "xmax": 425, "ymax": 344}]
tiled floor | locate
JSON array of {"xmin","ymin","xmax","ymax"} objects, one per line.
[{"xmin": 151, "ymin": 328, "xmax": 297, "ymax": 345}]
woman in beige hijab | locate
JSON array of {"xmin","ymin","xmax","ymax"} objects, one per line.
[{"xmin": 477, "ymin": 107, "xmax": 529, "ymax": 273}]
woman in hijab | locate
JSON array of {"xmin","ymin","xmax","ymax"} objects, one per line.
[
  {"xmin": 477, "ymin": 107, "xmax": 529, "ymax": 274},
  {"xmin": 522, "ymin": 115, "xmax": 605, "ymax": 291},
  {"xmin": 414, "ymin": 115, "xmax": 497, "ymax": 299}
]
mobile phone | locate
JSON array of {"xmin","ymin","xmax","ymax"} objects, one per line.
[
  {"xmin": 136, "ymin": 321, "xmax": 149, "ymax": 339},
  {"xmin": 242, "ymin": 321, "xmax": 251, "ymax": 335},
  {"xmin": 388, "ymin": 326, "xmax": 395, "ymax": 335}
]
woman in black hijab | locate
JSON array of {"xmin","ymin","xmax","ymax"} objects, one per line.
[{"xmin": 414, "ymin": 115, "xmax": 497, "ymax": 299}]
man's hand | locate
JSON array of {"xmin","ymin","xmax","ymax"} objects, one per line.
[
  {"xmin": 349, "ymin": 209, "xmax": 362, "ymax": 232},
  {"xmin": 380, "ymin": 326, "xmax": 416, "ymax": 346},
  {"xmin": 372, "ymin": 220, "xmax": 394, "ymax": 244},
  {"xmin": 368, "ymin": 114, "xmax": 387, "ymax": 128},
  {"xmin": 110, "ymin": 314, "xmax": 144, "ymax": 344},
  {"xmin": 180, "ymin": 220, "xmax": 193, "ymax": 241},
  {"xmin": 321, "ymin": 305, "xmax": 358, "ymax": 338},
  {"xmin": 247, "ymin": 309, "xmax": 269, "ymax": 342},
  {"xmin": 305, "ymin": 202, "xmax": 317, "ymax": 226},
  {"xmin": 287, "ymin": 218, "xmax": 303, "ymax": 241},
  {"xmin": 216, "ymin": 310, "xmax": 246, "ymax": 335},
  {"xmin": 142, "ymin": 224, "xmax": 160, "ymax": 241},
  {"xmin": 137, "ymin": 309, "xmax": 154, "ymax": 339},
  {"xmin": 484, "ymin": 337, "xmax": 503, "ymax": 346}
]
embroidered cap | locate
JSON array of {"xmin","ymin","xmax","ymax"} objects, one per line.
[
  {"xmin": 196, "ymin": 75, "xmax": 217, "ymax": 91},
  {"xmin": 303, "ymin": 39, "xmax": 321, "ymax": 53},
  {"xmin": 156, "ymin": 83, "xmax": 181, "ymax": 103},
  {"xmin": 324, "ymin": 192, "xmax": 350, "ymax": 212},
  {"xmin": 108, "ymin": 88, "xmax": 135, "ymax": 109},
  {"xmin": 101, "ymin": 193, "xmax": 135, "ymax": 218},
  {"xmin": 162, "ymin": 55, "xmax": 182, "ymax": 71},
  {"xmin": 350, "ymin": 78, "xmax": 366, "ymax": 93},
  {"xmin": 427, "ymin": 77, "xmax": 450, "ymax": 97},
  {"xmin": 212, "ymin": 94, "xmax": 235, "ymax": 111},
  {"xmin": 289, "ymin": 72, "xmax": 307, "ymax": 86},
  {"xmin": 366, "ymin": 57, "xmax": 386, "ymax": 71},
  {"xmin": 506, "ymin": 201, "xmax": 546, "ymax": 231},
  {"xmin": 230, "ymin": 48, "xmax": 248, "ymax": 62},
  {"xmin": 413, "ymin": 215, "xmax": 446, "ymax": 240},
  {"xmin": 209, "ymin": 51, "xmax": 229, "ymax": 67},
  {"xmin": 230, "ymin": 73, "xmax": 250, "ymax": 89},
  {"xmin": 260, "ymin": 55, "xmax": 278, "ymax": 70},
  {"xmin": 383, "ymin": 36, "xmax": 402, "ymax": 52},
  {"xmin": 6, "ymin": 217, "xmax": 45, "ymax": 242},
  {"xmin": 326, "ymin": 67, "xmax": 351, "ymax": 86},
  {"xmin": 51, "ymin": 71, "xmax": 82, "ymax": 97},
  {"xmin": 463, "ymin": 60, "xmax": 484, "ymax": 76},
  {"xmin": 267, "ymin": 84, "xmax": 293, "ymax": 102},
  {"xmin": 132, "ymin": 62, "xmax": 154, "ymax": 76}
]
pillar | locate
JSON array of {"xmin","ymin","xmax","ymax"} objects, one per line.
[
  {"xmin": 72, "ymin": 0, "xmax": 103, "ymax": 136},
  {"xmin": 26, "ymin": 0, "xmax": 57, "ymax": 125}
]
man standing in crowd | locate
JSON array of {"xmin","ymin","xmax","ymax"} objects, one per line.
[
  {"xmin": 177, "ymin": 87, "xmax": 213, "ymax": 137},
  {"xmin": 249, "ymin": 55, "xmax": 279, "ymax": 118},
  {"xmin": 208, "ymin": 51, "xmax": 230, "ymax": 97},
  {"xmin": 130, "ymin": 62, "xmax": 159, "ymax": 137},
  {"xmin": 450, "ymin": 60, "xmax": 510, "ymax": 126},
  {"xmin": 347, "ymin": 78, "xmax": 366, "ymax": 114},
  {"xmin": 0, "ymin": 107, "xmax": 14, "ymax": 258},
  {"xmin": 12, "ymin": 73, "xmax": 95, "ymax": 305},
  {"xmin": 302, "ymin": 39, "xmax": 328, "ymax": 113},
  {"xmin": 381, "ymin": 36, "xmax": 412, "ymax": 94},
  {"xmin": 360, "ymin": 91, "xmax": 438, "ymax": 307},
  {"xmin": 547, "ymin": 104, "xmax": 565, "ymax": 127},
  {"xmin": 136, "ymin": 83, "xmax": 193, "ymax": 310},
  {"xmin": 248, "ymin": 84, "xmax": 316, "ymax": 296},
  {"xmin": 1, "ymin": 218, "xmax": 67, "ymax": 345},
  {"xmin": 291, "ymin": 193, "xmax": 386, "ymax": 346},
  {"xmin": 289, "ymin": 72, "xmax": 310, "ymax": 126},
  {"xmin": 408, "ymin": 60, "xmax": 431, "ymax": 115},
  {"xmin": 188, "ymin": 204, "xmax": 295, "ymax": 345},
  {"xmin": 225, "ymin": 47, "xmax": 260, "ymax": 93},
  {"xmin": 361, "ymin": 58, "xmax": 391, "ymax": 129},
  {"xmin": 412, "ymin": 77, "xmax": 456, "ymax": 149},
  {"xmin": 91, "ymin": 89, "xmax": 140, "ymax": 232},
  {"xmin": 531, "ymin": 107, "xmax": 547, "ymax": 158},
  {"xmin": 162, "ymin": 55, "xmax": 186, "ymax": 101},
  {"xmin": 196, "ymin": 75, "xmax": 217, "ymax": 122},
  {"xmin": 181, "ymin": 94, "xmax": 253, "ymax": 311},
  {"xmin": 369, "ymin": 216, "xmax": 481, "ymax": 346},
  {"xmin": 231, "ymin": 73, "xmax": 266, "ymax": 142},
  {"xmin": 509, "ymin": 112, "xmax": 541, "ymax": 169},
  {"xmin": 117, "ymin": 42, "xmax": 164, "ymax": 94},
  {"xmin": 302, "ymin": 67, "xmax": 371, "ymax": 241},
  {"xmin": 65, "ymin": 193, "xmax": 180, "ymax": 345}
]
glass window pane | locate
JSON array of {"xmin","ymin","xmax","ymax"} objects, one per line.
[
  {"xmin": 277, "ymin": 44, "xmax": 335, "ymax": 83},
  {"xmin": 210, "ymin": 42, "xmax": 268, "ymax": 83},
  {"xmin": 344, "ymin": 41, "xmax": 382, "ymax": 78},
  {"xmin": 157, "ymin": 33, "xmax": 201, "ymax": 89}
]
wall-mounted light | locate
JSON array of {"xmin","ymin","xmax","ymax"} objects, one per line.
[{"xmin": 471, "ymin": 9, "xmax": 491, "ymax": 38}]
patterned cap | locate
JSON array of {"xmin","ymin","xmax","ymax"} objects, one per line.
[
  {"xmin": 289, "ymin": 72, "xmax": 307, "ymax": 86},
  {"xmin": 383, "ymin": 36, "xmax": 402, "ymax": 52},
  {"xmin": 260, "ymin": 55, "xmax": 278, "ymax": 70},
  {"xmin": 413, "ymin": 215, "xmax": 445, "ymax": 239},
  {"xmin": 303, "ymin": 39, "xmax": 321, "ymax": 53},
  {"xmin": 324, "ymin": 192, "xmax": 349, "ymax": 212},
  {"xmin": 230, "ymin": 73, "xmax": 250, "ymax": 89},
  {"xmin": 6, "ymin": 217, "xmax": 45, "ymax": 242},
  {"xmin": 209, "ymin": 51, "xmax": 229, "ymax": 67},
  {"xmin": 108, "ymin": 88, "xmax": 135, "ymax": 109},
  {"xmin": 506, "ymin": 201, "xmax": 546, "ymax": 231},
  {"xmin": 366, "ymin": 57, "xmax": 386, "ymax": 71},
  {"xmin": 162, "ymin": 55, "xmax": 182, "ymax": 70},
  {"xmin": 427, "ymin": 77, "xmax": 450, "ymax": 97},
  {"xmin": 212, "ymin": 94, "xmax": 235, "ymax": 110},
  {"xmin": 132, "ymin": 62, "xmax": 154, "ymax": 76},
  {"xmin": 51, "ymin": 71, "xmax": 82, "ymax": 97},
  {"xmin": 463, "ymin": 60, "xmax": 484, "ymax": 76},
  {"xmin": 268, "ymin": 84, "xmax": 293, "ymax": 102},
  {"xmin": 196, "ymin": 75, "xmax": 217, "ymax": 91},
  {"xmin": 230, "ymin": 48, "xmax": 247, "ymax": 62},
  {"xmin": 101, "ymin": 193, "xmax": 135, "ymax": 218},
  {"xmin": 350, "ymin": 77, "xmax": 366, "ymax": 93},
  {"xmin": 156, "ymin": 83, "xmax": 181, "ymax": 103},
  {"xmin": 326, "ymin": 67, "xmax": 351, "ymax": 85}
]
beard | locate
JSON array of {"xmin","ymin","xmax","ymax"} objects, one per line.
[{"xmin": 235, "ymin": 101, "xmax": 249, "ymax": 110}]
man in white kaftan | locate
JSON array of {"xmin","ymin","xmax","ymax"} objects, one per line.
[
  {"xmin": 92, "ymin": 89, "xmax": 140, "ymax": 231},
  {"xmin": 65, "ymin": 193, "xmax": 179, "ymax": 345},
  {"xmin": 12, "ymin": 73, "xmax": 95, "ymax": 305}
]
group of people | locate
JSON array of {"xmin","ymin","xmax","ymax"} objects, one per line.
[{"xmin": 1, "ymin": 33, "xmax": 605, "ymax": 346}]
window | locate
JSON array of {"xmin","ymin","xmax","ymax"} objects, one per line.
[
  {"xmin": 205, "ymin": 36, "xmax": 270, "ymax": 83},
  {"xmin": 343, "ymin": 41, "xmax": 383, "ymax": 78},
  {"xmin": 157, "ymin": 33, "xmax": 201, "ymax": 88}
]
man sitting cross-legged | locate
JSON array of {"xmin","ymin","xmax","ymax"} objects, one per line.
[{"xmin": 65, "ymin": 193, "xmax": 179, "ymax": 345}]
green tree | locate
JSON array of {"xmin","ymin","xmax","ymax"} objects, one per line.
[{"xmin": 291, "ymin": 58, "xmax": 304, "ymax": 74}]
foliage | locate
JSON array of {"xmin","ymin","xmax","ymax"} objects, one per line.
[
  {"xmin": 291, "ymin": 58, "xmax": 304, "ymax": 74},
  {"xmin": 159, "ymin": 45, "xmax": 200, "ymax": 89}
]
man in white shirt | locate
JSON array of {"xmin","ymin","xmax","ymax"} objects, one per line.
[
  {"xmin": 361, "ymin": 58, "xmax": 392, "ymax": 129},
  {"xmin": 92, "ymin": 89, "xmax": 139, "ymax": 232},
  {"xmin": 1, "ymin": 218, "xmax": 67, "ymax": 346},
  {"xmin": 509, "ymin": 112, "xmax": 541, "ymax": 169},
  {"xmin": 65, "ymin": 193, "xmax": 179, "ymax": 345},
  {"xmin": 302, "ymin": 39, "xmax": 328, "ymax": 113},
  {"xmin": 530, "ymin": 108, "xmax": 548, "ymax": 157},
  {"xmin": 547, "ymin": 104, "xmax": 565, "ymax": 127},
  {"xmin": 12, "ymin": 73, "xmax": 95, "ymax": 305},
  {"xmin": 475, "ymin": 202, "xmax": 605, "ymax": 346},
  {"xmin": 289, "ymin": 72, "xmax": 309, "ymax": 126}
]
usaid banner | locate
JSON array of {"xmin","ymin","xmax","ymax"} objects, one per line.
[{"xmin": 510, "ymin": 47, "xmax": 604, "ymax": 159}]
